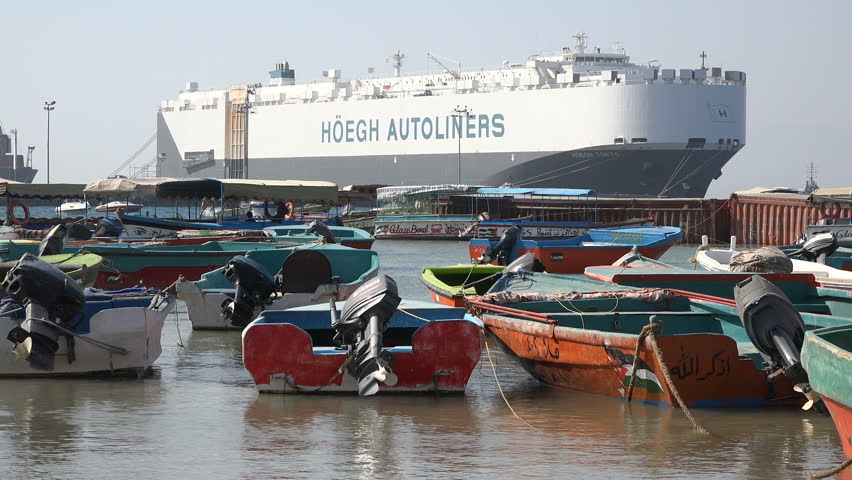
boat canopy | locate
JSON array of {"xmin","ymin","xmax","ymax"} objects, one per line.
[
  {"xmin": 155, "ymin": 178, "xmax": 338, "ymax": 203},
  {"xmin": 83, "ymin": 177, "xmax": 174, "ymax": 199},
  {"xmin": 811, "ymin": 187, "xmax": 852, "ymax": 203},
  {"xmin": 377, "ymin": 184, "xmax": 480, "ymax": 200},
  {"xmin": 475, "ymin": 187, "xmax": 596, "ymax": 197},
  {"xmin": 0, "ymin": 182, "xmax": 86, "ymax": 199}
]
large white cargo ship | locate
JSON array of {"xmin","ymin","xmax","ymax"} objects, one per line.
[{"xmin": 157, "ymin": 34, "xmax": 746, "ymax": 197}]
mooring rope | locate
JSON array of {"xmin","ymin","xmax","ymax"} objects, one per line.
[
  {"xmin": 25, "ymin": 317, "xmax": 128, "ymax": 355},
  {"xmin": 625, "ymin": 321, "xmax": 709, "ymax": 435},
  {"xmin": 484, "ymin": 338, "xmax": 537, "ymax": 429},
  {"xmin": 806, "ymin": 457, "xmax": 852, "ymax": 479}
]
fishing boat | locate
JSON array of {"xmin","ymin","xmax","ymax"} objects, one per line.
[
  {"xmin": 81, "ymin": 241, "xmax": 316, "ymax": 289},
  {"xmin": 95, "ymin": 201, "xmax": 143, "ymax": 213},
  {"xmin": 420, "ymin": 253, "xmax": 544, "ymax": 307},
  {"xmin": 0, "ymin": 255, "xmax": 175, "ymax": 376},
  {"xmin": 420, "ymin": 264, "xmax": 505, "ymax": 307},
  {"xmin": 470, "ymin": 274, "xmax": 852, "ymax": 407},
  {"xmin": 242, "ymin": 275, "xmax": 482, "ymax": 395},
  {"xmin": 470, "ymin": 226, "xmax": 683, "ymax": 274},
  {"xmin": 114, "ymin": 178, "xmax": 340, "ymax": 237},
  {"xmin": 695, "ymin": 236, "xmax": 852, "ymax": 290},
  {"xmin": 175, "ymin": 245, "xmax": 379, "ymax": 329},
  {"xmin": 0, "ymin": 252, "xmax": 103, "ymax": 290},
  {"xmin": 263, "ymin": 223, "xmax": 375, "ymax": 250},
  {"xmin": 801, "ymin": 325, "xmax": 852, "ymax": 457},
  {"xmin": 54, "ymin": 200, "xmax": 90, "ymax": 215}
]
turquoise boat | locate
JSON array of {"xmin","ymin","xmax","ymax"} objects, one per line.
[
  {"xmin": 174, "ymin": 245, "xmax": 379, "ymax": 329},
  {"xmin": 585, "ymin": 265, "xmax": 852, "ymax": 318},
  {"xmin": 263, "ymin": 225, "xmax": 374, "ymax": 249},
  {"xmin": 80, "ymin": 241, "xmax": 339, "ymax": 290},
  {"xmin": 802, "ymin": 325, "xmax": 852, "ymax": 458}
]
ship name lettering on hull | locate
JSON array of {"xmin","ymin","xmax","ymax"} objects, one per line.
[{"xmin": 321, "ymin": 114, "xmax": 505, "ymax": 144}]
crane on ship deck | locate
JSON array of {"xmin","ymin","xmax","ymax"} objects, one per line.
[{"xmin": 427, "ymin": 52, "xmax": 461, "ymax": 79}]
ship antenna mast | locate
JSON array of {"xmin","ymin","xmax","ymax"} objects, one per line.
[
  {"xmin": 572, "ymin": 32, "xmax": 587, "ymax": 55},
  {"xmin": 804, "ymin": 162, "xmax": 820, "ymax": 194},
  {"xmin": 388, "ymin": 51, "xmax": 405, "ymax": 78},
  {"xmin": 700, "ymin": 51, "xmax": 708, "ymax": 70}
]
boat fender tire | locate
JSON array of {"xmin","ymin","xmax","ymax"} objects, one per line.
[
  {"xmin": 284, "ymin": 202, "xmax": 295, "ymax": 220},
  {"xmin": 7, "ymin": 200, "xmax": 30, "ymax": 226}
]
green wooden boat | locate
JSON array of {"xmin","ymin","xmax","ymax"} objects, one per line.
[
  {"xmin": 802, "ymin": 325, "xmax": 852, "ymax": 458},
  {"xmin": 420, "ymin": 264, "xmax": 506, "ymax": 307},
  {"xmin": 0, "ymin": 252, "xmax": 103, "ymax": 289}
]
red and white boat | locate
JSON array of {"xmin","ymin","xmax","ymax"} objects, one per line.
[{"xmin": 242, "ymin": 276, "xmax": 482, "ymax": 395}]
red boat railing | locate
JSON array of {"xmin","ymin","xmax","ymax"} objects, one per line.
[{"xmin": 466, "ymin": 300, "xmax": 556, "ymax": 323}]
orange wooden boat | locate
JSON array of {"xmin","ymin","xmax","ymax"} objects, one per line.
[{"xmin": 470, "ymin": 283, "xmax": 852, "ymax": 408}]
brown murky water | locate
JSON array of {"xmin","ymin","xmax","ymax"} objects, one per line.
[{"xmin": 0, "ymin": 243, "xmax": 847, "ymax": 479}]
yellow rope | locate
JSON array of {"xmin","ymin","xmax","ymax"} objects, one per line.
[
  {"xmin": 807, "ymin": 457, "xmax": 852, "ymax": 479},
  {"xmin": 627, "ymin": 322, "xmax": 709, "ymax": 435},
  {"xmin": 484, "ymin": 338, "xmax": 537, "ymax": 429},
  {"xmin": 396, "ymin": 308, "xmax": 432, "ymax": 323}
]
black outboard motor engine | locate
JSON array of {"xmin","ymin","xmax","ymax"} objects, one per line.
[
  {"xmin": 38, "ymin": 224, "xmax": 69, "ymax": 257},
  {"xmin": 331, "ymin": 275, "xmax": 402, "ymax": 396},
  {"xmin": 306, "ymin": 220, "xmax": 336, "ymax": 244},
  {"xmin": 734, "ymin": 275, "xmax": 825, "ymax": 412},
  {"xmin": 787, "ymin": 232, "xmax": 839, "ymax": 264},
  {"xmin": 221, "ymin": 256, "xmax": 276, "ymax": 328},
  {"xmin": 66, "ymin": 222, "xmax": 93, "ymax": 241},
  {"xmin": 93, "ymin": 217, "xmax": 123, "ymax": 238},
  {"xmin": 3, "ymin": 253, "xmax": 86, "ymax": 371},
  {"xmin": 480, "ymin": 225, "xmax": 523, "ymax": 265},
  {"xmin": 502, "ymin": 252, "xmax": 546, "ymax": 274}
]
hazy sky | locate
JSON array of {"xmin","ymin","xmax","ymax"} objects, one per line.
[{"xmin": 3, "ymin": 0, "xmax": 850, "ymax": 197}]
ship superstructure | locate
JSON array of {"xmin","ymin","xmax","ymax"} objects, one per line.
[
  {"xmin": 157, "ymin": 34, "xmax": 746, "ymax": 197},
  {"xmin": 0, "ymin": 124, "xmax": 37, "ymax": 183}
]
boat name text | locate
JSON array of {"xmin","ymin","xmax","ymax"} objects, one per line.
[{"xmin": 321, "ymin": 114, "xmax": 505, "ymax": 144}]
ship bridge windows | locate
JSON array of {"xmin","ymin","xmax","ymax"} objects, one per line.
[
  {"xmin": 631, "ymin": 137, "xmax": 647, "ymax": 143},
  {"xmin": 614, "ymin": 137, "xmax": 625, "ymax": 144},
  {"xmin": 687, "ymin": 137, "xmax": 707, "ymax": 149}
]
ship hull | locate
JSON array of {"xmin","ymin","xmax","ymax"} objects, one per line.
[
  {"xmin": 159, "ymin": 145, "xmax": 738, "ymax": 198},
  {"xmin": 0, "ymin": 167, "xmax": 37, "ymax": 183}
]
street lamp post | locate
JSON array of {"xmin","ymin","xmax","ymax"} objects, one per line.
[
  {"xmin": 43, "ymin": 101, "xmax": 56, "ymax": 183},
  {"xmin": 451, "ymin": 105, "xmax": 471, "ymax": 184},
  {"xmin": 241, "ymin": 84, "xmax": 260, "ymax": 179}
]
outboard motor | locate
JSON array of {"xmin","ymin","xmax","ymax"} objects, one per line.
[
  {"xmin": 221, "ymin": 256, "xmax": 276, "ymax": 328},
  {"xmin": 306, "ymin": 220, "xmax": 336, "ymax": 244},
  {"xmin": 479, "ymin": 225, "xmax": 523, "ymax": 265},
  {"xmin": 94, "ymin": 217, "xmax": 123, "ymax": 238},
  {"xmin": 3, "ymin": 254, "xmax": 86, "ymax": 371},
  {"xmin": 66, "ymin": 222, "xmax": 93, "ymax": 241},
  {"xmin": 787, "ymin": 232, "xmax": 839, "ymax": 264},
  {"xmin": 503, "ymin": 252, "xmax": 546, "ymax": 274},
  {"xmin": 734, "ymin": 275, "xmax": 825, "ymax": 412},
  {"xmin": 331, "ymin": 275, "xmax": 402, "ymax": 396},
  {"xmin": 38, "ymin": 224, "xmax": 69, "ymax": 257}
]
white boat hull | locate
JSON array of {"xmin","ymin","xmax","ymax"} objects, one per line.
[
  {"xmin": 175, "ymin": 275, "xmax": 375, "ymax": 330},
  {"xmin": 0, "ymin": 297, "xmax": 174, "ymax": 376},
  {"xmin": 695, "ymin": 248, "xmax": 852, "ymax": 290}
]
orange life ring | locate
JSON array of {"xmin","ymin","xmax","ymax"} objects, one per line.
[
  {"xmin": 284, "ymin": 202, "xmax": 295, "ymax": 220},
  {"xmin": 7, "ymin": 200, "xmax": 30, "ymax": 225},
  {"xmin": 820, "ymin": 202, "xmax": 842, "ymax": 220}
]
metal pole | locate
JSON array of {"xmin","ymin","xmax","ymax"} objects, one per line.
[
  {"xmin": 457, "ymin": 125, "xmax": 461, "ymax": 184},
  {"xmin": 44, "ymin": 101, "xmax": 55, "ymax": 184},
  {"xmin": 10, "ymin": 129, "xmax": 17, "ymax": 182},
  {"xmin": 243, "ymin": 102, "xmax": 248, "ymax": 179}
]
